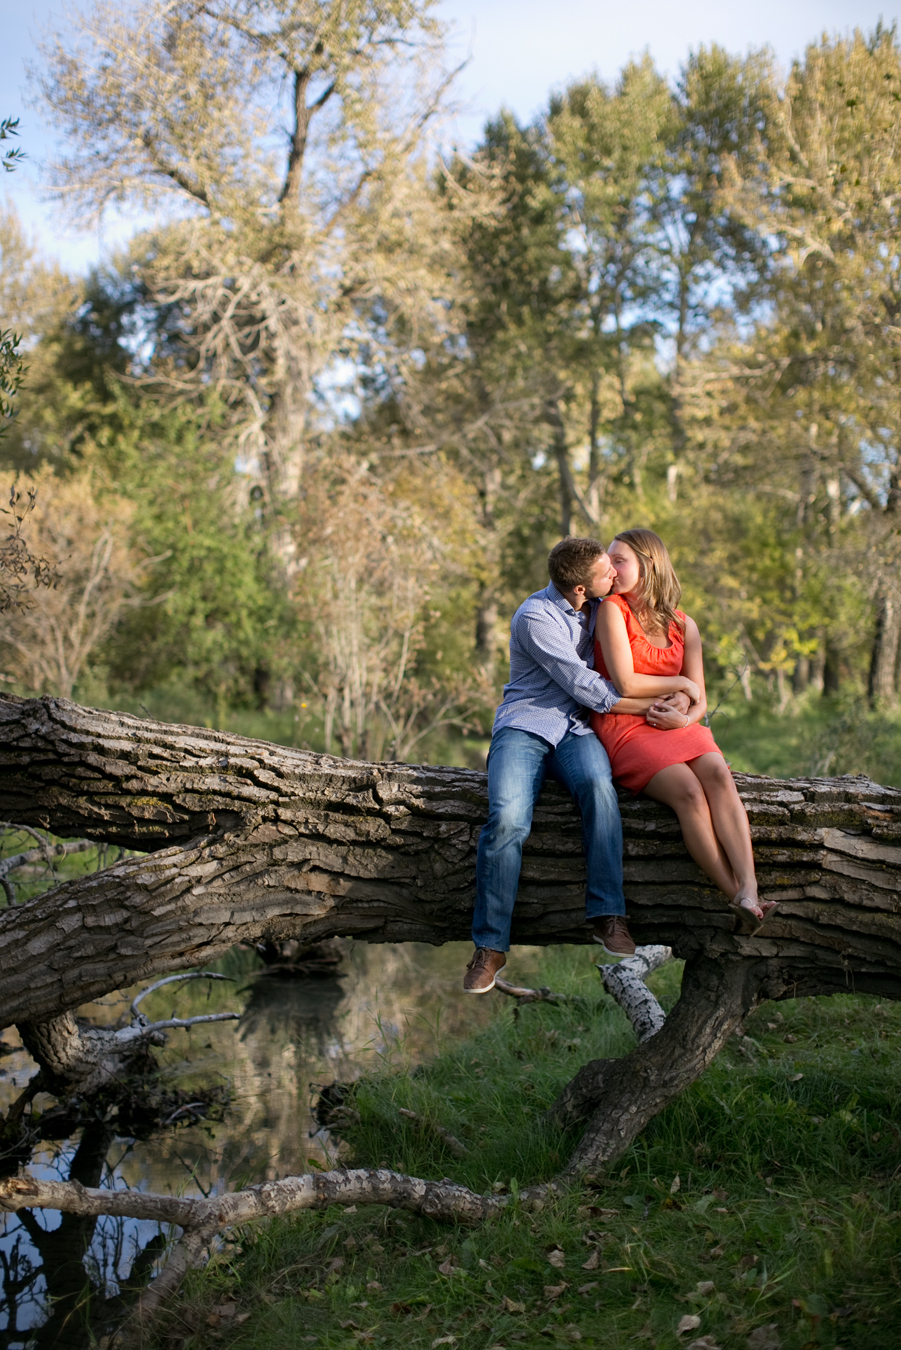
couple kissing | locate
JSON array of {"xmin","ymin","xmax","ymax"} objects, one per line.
[{"xmin": 464, "ymin": 529, "xmax": 776, "ymax": 994}]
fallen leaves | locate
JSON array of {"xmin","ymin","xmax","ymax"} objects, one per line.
[
  {"xmin": 205, "ymin": 1303, "xmax": 251, "ymax": 1329},
  {"xmin": 686, "ymin": 1338, "xmax": 721, "ymax": 1350},
  {"xmin": 746, "ymin": 1326, "xmax": 781, "ymax": 1350},
  {"xmin": 544, "ymin": 1282, "xmax": 568, "ymax": 1299},
  {"xmin": 581, "ymin": 1249, "xmax": 599, "ymax": 1270},
  {"xmin": 502, "ymin": 1296, "xmax": 526, "ymax": 1314},
  {"xmin": 437, "ymin": 1256, "xmax": 459, "ymax": 1276},
  {"xmin": 547, "ymin": 1247, "xmax": 566, "ymax": 1268},
  {"xmin": 432, "ymin": 1337, "xmax": 456, "ymax": 1348},
  {"xmin": 677, "ymin": 1313, "xmax": 702, "ymax": 1335}
]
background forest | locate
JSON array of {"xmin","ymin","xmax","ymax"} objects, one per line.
[{"xmin": 4, "ymin": 3, "xmax": 901, "ymax": 781}]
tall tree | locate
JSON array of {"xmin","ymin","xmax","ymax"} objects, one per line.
[
  {"xmin": 542, "ymin": 59, "xmax": 672, "ymax": 527},
  {"xmin": 34, "ymin": 0, "xmax": 459, "ymax": 523},
  {"xmin": 644, "ymin": 45, "xmax": 773, "ymax": 501},
  {"xmin": 727, "ymin": 26, "xmax": 901, "ymax": 701}
]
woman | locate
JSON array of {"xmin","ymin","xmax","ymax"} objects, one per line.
[{"xmin": 591, "ymin": 528, "xmax": 775, "ymax": 925}]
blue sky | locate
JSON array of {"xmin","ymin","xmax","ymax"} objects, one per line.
[{"xmin": 1, "ymin": 0, "xmax": 896, "ymax": 274}]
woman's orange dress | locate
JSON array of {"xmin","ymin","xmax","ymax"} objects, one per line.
[{"xmin": 590, "ymin": 593, "xmax": 722, "ymax": 794}]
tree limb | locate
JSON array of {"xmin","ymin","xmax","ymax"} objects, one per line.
[{"xmin": 598, "ymin": 945, "xmax": 672, "ymax": 1043}]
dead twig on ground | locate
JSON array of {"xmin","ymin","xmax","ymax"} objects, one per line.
[{"xmin": 398, "ymin": 1107, "xmax": 468, "ymax": 1157}]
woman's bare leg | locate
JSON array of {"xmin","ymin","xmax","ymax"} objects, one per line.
[
  {"xmin": 687, "ymin": 753, "xmax": 775, "ymax": 919},
  {"xmin": 643, "ymin": 763, "xmax": 739, "ymax": 899}
]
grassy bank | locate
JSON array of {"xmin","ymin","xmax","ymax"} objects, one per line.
[
  {"xmin": 712, "ymin": 694, "xmax": 901, "ymax": 786},
  {"xmin": 154, "ymin": 947, "xmax": 901, "ymax": 1350}
]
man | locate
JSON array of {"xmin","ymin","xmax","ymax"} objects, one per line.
[{"xmin": 464, "ymin": 536, "xmax": 693, "ymax": 994}]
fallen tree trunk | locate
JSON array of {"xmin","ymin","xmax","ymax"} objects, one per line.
[
  {"xmin": 2, "ymin": 693, "xmax": 901, "ymax": 1030},
  {"xmin": 2, "ymin": 692, "xmax": 901, "ymax": 1169}
]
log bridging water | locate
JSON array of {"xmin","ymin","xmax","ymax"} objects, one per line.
[
  {"xmin": 1, "ymin": 692, "xmax": 900, "ymax": 1186},
  {"xmin": 2, "ymin": 692, "xmax": 901, "ymax": 1028}
]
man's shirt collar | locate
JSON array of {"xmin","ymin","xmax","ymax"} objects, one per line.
[{"xmin": 546, "ymin": 580, "xmax": 598, "ymax": 619}]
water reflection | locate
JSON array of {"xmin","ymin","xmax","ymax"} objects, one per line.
[{"xmin": 0, "ymin": 941, "xmax": 538, "ymax": 1346}]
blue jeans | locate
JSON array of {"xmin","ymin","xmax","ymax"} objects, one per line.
[{"xmin": 472, "ymin": 726, "xmax": 625, "ymax": 952}]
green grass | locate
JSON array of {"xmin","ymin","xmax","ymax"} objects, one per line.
[
  {"xmin": 709, "ymin": 690, "xmax": 901, "ymax": 785},
  {"xmin": 0, "ymin": 828, "xmax": 137, "ymax": 908},
  {"xmin": 153, "ymin": 948, "xmax": 901, "ymax": 1350}
]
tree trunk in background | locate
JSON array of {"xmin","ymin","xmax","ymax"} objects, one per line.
[
  {"xmin": 474, "ymin": 466, "xmax": 502, "ymax": 666},
  {"xmin": 792, "ymin": 655, "xmax": 809, "ymax": 693},
  {"xmin": 474, "ymin": 592, "xmax": 499, "ymax": 666},
  {"xmin": 868, "ymin": 586, "xmax": 900, "ymax": 705},
  {"xmin": 823, "ymin": 641, "xmax": 841, "ymax": 695},
  {"xmin": 545, "ymin": 399, "xmax": 573, "ymax": 537}
]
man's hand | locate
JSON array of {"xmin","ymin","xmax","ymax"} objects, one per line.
[
  {"xmin": 655, "ymin": 691, "xmax": 691, "ymax": 715},
  {"xmin": 609, "ymin": 690, "xmax": 694, "ymax": 718}
]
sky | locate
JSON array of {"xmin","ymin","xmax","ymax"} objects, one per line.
[{"xmin": 1, "ymin": 0, "xmax": 897, "ymax": 275}]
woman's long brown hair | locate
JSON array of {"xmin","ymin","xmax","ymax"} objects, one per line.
[{"xmin": 612, "ymin": 528, "xmax": 685, "ymax": 637}]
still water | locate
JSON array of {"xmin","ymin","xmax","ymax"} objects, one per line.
[{"xmin": 0, "ymin": 941, "xmax": 539, "ymax": 1347}]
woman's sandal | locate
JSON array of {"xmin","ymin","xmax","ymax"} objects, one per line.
[{"xmin": 730, "ymin": 894, "xmax": 779, "ymax": 930}]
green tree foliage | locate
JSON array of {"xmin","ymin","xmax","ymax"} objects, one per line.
[{"xmin": 6, "ymin": 22, "xmax": 901, "ymax": 736}]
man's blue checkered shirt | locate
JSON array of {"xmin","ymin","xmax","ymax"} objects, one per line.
[{"xmin": 491, "ymin": 582, "xmax": 621, "ymax": 747}]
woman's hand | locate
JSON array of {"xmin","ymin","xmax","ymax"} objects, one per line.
[
  {"xmin": 646, "ymin": 699, "xmax": 691, "ymax": 730},
  {"xmin": 680, "ymin": 677, "xmax": 701, "ymax": 704}
]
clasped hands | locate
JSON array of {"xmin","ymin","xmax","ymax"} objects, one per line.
[{"xmin": 646, "ymin": 689, "xmax": 693, "ymax": 730}]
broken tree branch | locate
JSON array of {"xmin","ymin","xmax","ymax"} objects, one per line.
[
  {"xmin": 12, "ymin": 971, "xmax": 241, "ymax": 1098},
  {"xmin": 398, "ymin": 1107, "xmax": 468, "ymax": 1158},
  {"xmin": 0, "ymin": 827, "xmax": 95, "ymax": 905},
  {"xmin": 597, "ymin": 945, "xmax": 672, "ymax": 1043},
  {"xmin": 494, "ymin": 977, "xmax": 573, "ymax": 1005},
  {"xmin": 0, "ymin": 1165, "xmax": 539, "ymax": 1330},
  {"xmin": 130, "ymin": 970, "xmax": 234, "ymax": 1020}
]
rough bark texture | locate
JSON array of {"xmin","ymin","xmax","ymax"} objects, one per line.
[
  {"xmin": 550, "ymin": 954, "xmax": 775, "ymax": 1171},
  {"xmin": 0, "ymin": 1165, "xmax": 514, "ymax": 1228},
  {"xmin": 0, "ymin": 1166, "xmax": 525, "ymax": 1329},
  {"xmin": 2, "ymin": 694, "xmax": 901, "ymax": 1033}
]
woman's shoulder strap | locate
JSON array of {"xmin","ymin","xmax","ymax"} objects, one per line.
[{"xmin": 602, "ymin": 592, "xmax": 631, "ymax": 615}]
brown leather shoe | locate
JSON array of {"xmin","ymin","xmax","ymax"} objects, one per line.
[
  {"xmin": 591, "ymin": 916, "xmax": 636, "ymax": 958},
  {"xmin": 463, "ymin": 947, "xmax": 506, "ymax": 994}
]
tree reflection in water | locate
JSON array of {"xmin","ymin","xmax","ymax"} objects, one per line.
[{"xmin": 0, "ymin": 940, "xmax": 522, "ymax": 1345}]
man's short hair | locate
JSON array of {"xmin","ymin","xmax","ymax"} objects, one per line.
[{"xmin": 547, "ymin": 536, "xmax": 607, "ymax": 591}]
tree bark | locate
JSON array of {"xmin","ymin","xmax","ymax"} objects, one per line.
[
  {"xmin": 869, "ymin": 585, "xmax": 900, "ymax": 705},
  {"xmin": 597, "ymin": 945, "xmax": 671, "ymax": 1043},
  {"xmin": 0, "ymin": 1166, "xmax": 524, "ymax": 1332},
  {"xmin": 550, "ymin": 954, "xmax": 777, "ymax": 1171},
  {"xmin": 2, "ymin": 693, "xmax": 901, "ymax": 1035}
]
